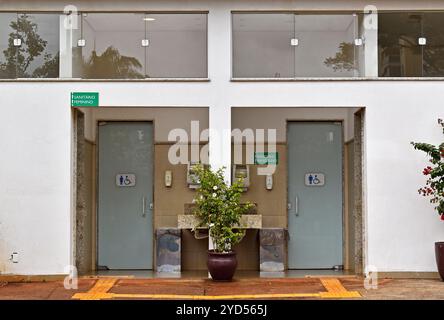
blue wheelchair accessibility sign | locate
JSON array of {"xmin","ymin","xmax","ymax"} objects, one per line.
[
  {"xmin": 116, "ymin": 174, "xmax": 136, "ymax": 187},
  {"xmin": 305, "ymin": 173, "xmax": 325, "ymax": 186}
]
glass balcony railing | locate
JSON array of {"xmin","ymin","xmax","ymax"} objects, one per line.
[
  {"xmin": 232, "ymin": 13, "xmax": 363, "ymax": 78},
  {"xmin": 0, "ymin": 13, "xmax": 60, "ymax": 79},
  {"xmin": 0, "ymin": 12, "xmax": 208, "ymax": 79},
  {"xmin": 378, "ymin": 12, "xmax": 444, "ymax": 77},
  {"xmin": 72, "ymin": 13, "xmax": 208, "ymax": 79},
  {"xmin": 1, "ymin": 11, "xmax": 444, "ymax": 80}
]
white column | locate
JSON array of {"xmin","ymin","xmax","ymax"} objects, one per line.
[
  {"xmin": 207, "ymin": 7, "xmax": 232, "ymax": 256},
  {"xmin": 207, "ymin": 7, "xmax": 232, "ymax": 183},
  {"xmin": 59, "ymin": 15, "xmax": 73, "ymax": 78},
  {"xmin": 209, "ymin": 106, "xmax": 231, "ymax": 183},
  {"xmin": 363, "ymin": 12, "xmax": 378, "ymax": 77},
  {"xmin": 207, "ymin": 108, "xmax": 231, "ymax": 256}
]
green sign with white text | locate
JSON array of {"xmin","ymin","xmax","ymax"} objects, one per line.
[
  {"xmin": 254, "ymin": 152, "xmax": 279, "ymax": 165},
  {"xmin": 71, "ymin": 92, "xmax": 99, "ymax": 107}
]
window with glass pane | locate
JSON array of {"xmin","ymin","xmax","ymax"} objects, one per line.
[
  {"xmin": 232, "ymin": 13, "xmax": 295, "ymax": 78},
  {"xmin": 0, "ymin": 13, "xmax": 59, "ymax": 78},
  {"xmin": 16, "ymin": 13, "xmax": 59, "ymax": 78},
  {"xmin": 294, "ymin": 14, "xmax": 358, "ymax": 77},
  {"xmin": 378, "ymin": 13, "xmax": 423, "ymax": 77},
  {"xmin": 144, "ymin": 13, "xmax": 207, "ymax": 78},
  {"xmin": 0, "ymin": 13, "xmax": 17, "ymax": 79},
  {"xmin": 74, "ymin": 13, "xmax": 145, "ymax": 79},
  {"xmin": 423, "ymin": 12, "xmax": 444, "ymax": 77}
]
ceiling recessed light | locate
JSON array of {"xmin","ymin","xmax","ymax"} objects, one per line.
[{"xmin": 143, "ymin": 17, "xmax": 156, "ymax": 21}]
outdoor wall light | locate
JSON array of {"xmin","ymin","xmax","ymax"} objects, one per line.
[
  {"xmin": 418, "ymin": 37, "xmax": 427, "ymax": 46},
  {"xmin": 165, "ymin": 170, "xmax": 172, "ymax": 187},
  {"xmin": 141, "ymin": 39, "xmax": 150, "ymax": 47},
  {"xmin": 77, "ymin": 39, "xmax": 86, "ymax": 47},
  {"xmin": 13, "ymin": 38, "xmax": 22, "ymax": 47},
  {"xmin": 290, "ymin": 38, "xmax": 299, "ymax": 46}
]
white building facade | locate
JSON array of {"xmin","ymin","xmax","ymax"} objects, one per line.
[{"xmin": 0, "ymin": 0, "xmax": 443, "ymax": 276}]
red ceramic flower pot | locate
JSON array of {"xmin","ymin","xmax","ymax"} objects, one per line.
[
  {"xmin": 436, "ymin": 242, "xmax": 444, "ymax": 281},
  {"xmin": 207, "ymin": 250, "xmax": 237, "ymax": 281}
]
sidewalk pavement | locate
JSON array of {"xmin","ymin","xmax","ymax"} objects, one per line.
[{"xmin": 0, "ymin": 276, "xmax": 444, "ymax": 300}]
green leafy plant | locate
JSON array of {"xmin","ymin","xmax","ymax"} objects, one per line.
[
  {"xmin": 411, "ymin": 119, "xmax": 444, "ymax": 220},
  {"xmin": 192, "ymin": 165, "xmax": 253, "ymax": 253}
]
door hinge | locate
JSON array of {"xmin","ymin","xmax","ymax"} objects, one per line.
[
  {"xmin": 333, "ymin": 265, "xmax": 344, "ymax": 271},
  {"xmin": 97, "ymin": 265, "xmax": 110, "ymax": 271}
]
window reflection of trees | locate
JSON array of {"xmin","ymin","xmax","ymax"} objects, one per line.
[
  {"xmin": 0, "ymin": 14, "xmax": 59, "ymax": 78},
  {"xmin": 378, "ymin": 13, "xmax": 444, "ymax": 77},
  {"xmin": 423, "ymin": 14, "xmax": 444, "ymax": 76},
  {"xmin": 324, "ymin": 42, "xmax": 356, "ymax": 72},
  {"xmin": 81, "ymin": 46, "xmax": 144, "ymax": 79},
  {"xmin": 378, "ymin": 14, "xmax": 422, "ymax": 77},
  {"xmin": 424, "ymin": 45, "xmax": 444, "ymax": 76}
]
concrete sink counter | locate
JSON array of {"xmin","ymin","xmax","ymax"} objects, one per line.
[{"xmin": 177, "ymin": 214, "xmax": 262, "ymax": 229}]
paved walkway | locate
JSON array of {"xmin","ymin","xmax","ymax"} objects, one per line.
[{"xmin": 0, "ymin": 277, "xmax": 443, "ymax": 300}]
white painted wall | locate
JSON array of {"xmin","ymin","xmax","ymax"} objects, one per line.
[
  {"xmin": 1, "ymin": 80, "xmax": 443, "ymax": 274},
  {"xmin": 231, "ymin": 107, "xmax": 357, "ymax": 142},
  {"xmin": 1, "ymin": 0, "xmax": 444, "ymax": 275},
  {"xmin": 0, "ymin": 85, "xmax": 72, "ymax": 275},
  {"xmin": 82, "ymin": 107, "xmax": 209, "ymax": 142}
]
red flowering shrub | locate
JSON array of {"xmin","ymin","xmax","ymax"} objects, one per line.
[{"xmin": 411, "ymin": 119, "xmax": 444, "ymax": 220}]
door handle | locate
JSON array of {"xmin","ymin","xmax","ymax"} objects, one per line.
[
  {"xmin": 288, "ymin": 196, "xmax": 299, "ymax": 216},
  {"xmin": 294, "ymin": 196, "xmax": 299, "ymax": 217},
  {"xmin": 142, "ymin": 197, "xmax": 147, "ymax": 218}
]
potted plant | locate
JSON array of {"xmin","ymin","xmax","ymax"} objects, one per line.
[
  {"xmin": 192, "ymin": 165, "xmax": 252, "ymax": 281},
  {"xmin": 411, "ymin": 118, "xmax": 444, "ymax": 281}
]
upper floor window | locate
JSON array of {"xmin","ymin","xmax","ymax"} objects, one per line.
[
  {"xmin": 232, "ymin": 12, "xmax": 362, "ymax": 78},
  {"xmin": 2, "ymin": 10, "xmax": 444, "ymax": 80},
  {"xmin": 0, "ymin": 12, "xmax": 207, "ymax": 79},
  {"xmin": 379, "ymin": 12, "xmax": 444, "ymax": 77},
  {"xmin": 73, "ymin": 12, "xmax": 208, "ymax": 79},
  {"xmin": 0, "ymin": 13, "xmax": 60, "ymax": 79}
]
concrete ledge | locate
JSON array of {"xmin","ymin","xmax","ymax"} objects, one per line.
[
  {"xmin": 177, "ymin": 214, "xmax": 262, "ymax": 229},
  {"xmin": 377, "ymin": 272, "xmax": 441, "ymax": 279},
  {"xmin": 0, "ymin": 78, "xmax": 211, "ymax": 83},
  {"xmin": 231, "ymin": 77, "xmax": 444, "ymax": 82},
  {"xmin": 0, "ymin": 274, "xmax": 68, "ymax": 283}
]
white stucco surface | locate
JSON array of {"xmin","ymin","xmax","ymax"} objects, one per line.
[{"xmin": 1, "ymin": 0, "xmax": 444, "ymax": 274}]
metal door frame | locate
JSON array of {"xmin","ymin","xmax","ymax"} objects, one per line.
[
  {"xmin": 95, "ymin": 120, "xmax": 155, "ymax": 270},
  {"xmin": 286, "ymin": 120, "xmax": 345, "ymax": 270}
]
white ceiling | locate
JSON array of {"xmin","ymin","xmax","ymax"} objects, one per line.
[
  {"xmin": 83, "ymin": 13, "xmax": 207, "ymax": 32},
  {"xmin": 234, "ymin": 14, "xmax": 356, "ymax": 32}
]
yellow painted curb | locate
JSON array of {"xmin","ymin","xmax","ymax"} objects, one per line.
[{"xmin": 72, "ymin": 277, "xmax": 361, "ymax": 300}]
